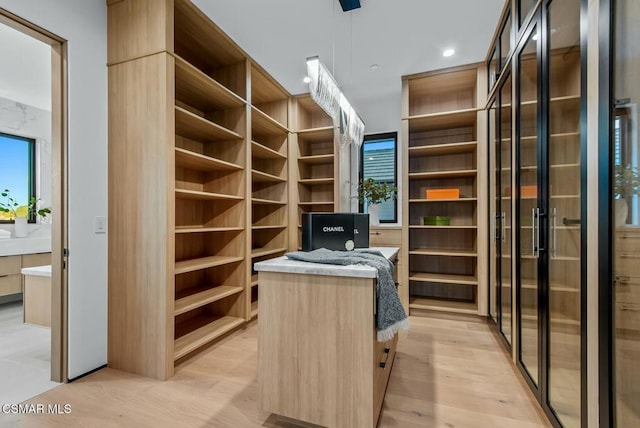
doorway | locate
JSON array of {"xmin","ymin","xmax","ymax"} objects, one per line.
[{"xmin": 0, "ymin": 8, "xmax": 67, "ymax": 402}]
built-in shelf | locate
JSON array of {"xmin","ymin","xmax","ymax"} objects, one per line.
[
  {"xmin": 409, "ymin": 197, "xmax": 477, "ymax": 203},
  {"xmin": 298, "ymin": 154, "xmax": 334, "ymax": 164},
  {"xmin": 175, "ymin": 189, "xmax": 243, "ymax": 201},
  {"xmin": 409, "ymin": 272, "xmax": 478, "ymax": 286},
  {"xmin": 175, "ymin": 255, "xmax": 244, "ymax": 275},
  {"xmin": 298, "ymin": 201, "xmax": 335, "ymax": 206},
  {"xmin": 174, "ymin": 55, "xmax": 245, "ymax": 111},
  {"xmin": 252, "ymin": 197, "xmax": 287, "ymax": 205},
  {"xmin": 251, "ymin": 169, "xmax": 286, "ymax": 183},
  {"xmin": 175, "ymin": 106, "xmax": 242, "ymax": 142},
  {"xmin": 251, "ymin": 274, "xmax": 259, "ymax": 288},
  {"xmin": 251, "ymin": 301, "xmax": 258, "ymax": 318},
  {"xmin": 297, "ymin": 126, "xmax": 334, "ymax": 143},
  {"xmin": 174, "ymin": 285, "xmax": 244, "ymax": 316},
  {"xmin": 175, "ymin": 148, "xmax": 243, "ymax": 172},
  {"xmin": 299, "ymin": 177, "xmax": 334, "ymax": 185},
  {"xmin": 408, "ymin": 141, "xmax": 477, "ymax": 156},
  {"xmin": 522, "ymin": 308, "xmax": 580, "ymax": 327},
  {"xmin": 408, "ymin": 297, "xmax": 477, "ymax": 315},
  {"xmin": 410, "ymin": 225, "xmax": 478, "ymax": 229},
  {"xmin": 175, "ymin": 226, "xmax": 244, "ymax": 234},
  {"xmin": 252, "ymin": 106, "xmax": 289, "ymax": 135},
  {"xmin": 251, "ymin": 247, "xmax": 287, "ymax": 258},
  {"xmin": 174, "ymin": 315, "xmax": 245, "ymax": 360},
  {"xmin": 251, "ymin": 141, "xmax": 286, "ymax": 160},
  {"xmin": 409, "ymin": 248, "xmax": 477, "ymax": 257},
  {"xmin": 409, "ymin": 169, "xmax": 477, "ymax": 179},
  {"xmin": 252, "ymin": 225, "xmax": 287, "ymax": 230},
  {"xmin": 406, "ymin": 108, "xmax": 478, "ymax": 132}
]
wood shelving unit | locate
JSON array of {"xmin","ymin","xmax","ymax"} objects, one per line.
[
  {"xmin": 289, "ymin": 95, "xmax": 337, "ymax": 250},
  {"xmin": 249, "ymin": 64, "xmax": 290, "ymax": 318},
  {"xmin": 402, "ymin": 64, "xmax": 487, "ymax": 316},
  {"xmin": 107, "ymin": 0, "xmax": 293, "ymax": 379}
]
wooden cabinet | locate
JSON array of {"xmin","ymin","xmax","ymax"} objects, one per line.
[
  {"xmin": 401, "ymin": 64, "xmax": 488, "ymax": 316},
  {"xmin": 289, "ymin": 94, "xmax": 337, "ymax": 250},
  {"xmin": 0, "ymin": 253, "xmax": 51, "ymax": 298},
  {"xmin": 258, "ymin": 268, "xmax": 398, "ymax": 428},
  {"xmin": 107, "ymin": 0, "xmax": 292, "ymax": 379}
]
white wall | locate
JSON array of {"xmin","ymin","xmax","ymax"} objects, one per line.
[{"xmin": 0, "ymin": 0, "xmax": 108, "ymax": 379}]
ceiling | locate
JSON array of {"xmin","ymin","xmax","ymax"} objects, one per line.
[
  {"xmin": 0, "ymin": 22, "xmax": 51, "ymax": 111},
  {"xmin": 193, "ymin": 0, "xmax": 505, "ymax": 130}
]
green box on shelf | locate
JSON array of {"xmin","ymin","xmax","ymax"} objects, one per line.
[{"xmin": 423, "ymin": 216, "xmax": 450, "ymax": 226}]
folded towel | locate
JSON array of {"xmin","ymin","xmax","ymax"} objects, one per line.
[{"xmin": 285, "ymin": 248, "xmax": 409, "ymax": 341}]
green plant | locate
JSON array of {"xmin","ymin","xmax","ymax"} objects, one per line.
[
  {"xmin": 0, "ymin": 189, "xmax": 51, "ymax": 220},
  {"xmin": 615, "ymin": 165, "xmax": 640, "ymax": 198},
  {"xmin": 356, "ymin": 178, "xmax": 398, "ymax": 205}
]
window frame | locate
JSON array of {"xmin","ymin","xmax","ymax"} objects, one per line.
[
  {"xmin": 0, "ymin": 132, "xmax": 37, "ymax": 224},
  {"xmin": 359, "ymin": 131, "xmax": 398, "ymax": 224}
]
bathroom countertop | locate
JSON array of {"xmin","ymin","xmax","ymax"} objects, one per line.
[
  {"xmin": 21, "ymin": 264, "xmax": 52, "ymax": 278},
  {"xmin": 0, "ymin": 237, "xmax": 51, "ymax": 257},
  {"xmin": 254, "ymin": 247, "xmax": 399, "ymax": 279}
]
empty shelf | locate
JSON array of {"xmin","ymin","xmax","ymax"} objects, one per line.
[
  {"xmin": 298, "ymin": 201, "xmax": 334, "ymax": 206},
  {"xmin": 297, "ymin": 154, "xmax": 334, "ymax": 164},
  {"xmin": 252, "ymin": 224, "xmax": 287, "ymax": 230},
  {"xmin": 175, "ymin": 148, "xmax": 243, "ymax": 172},
  {"xmin": 175, "ymin": 226, "xmax": 244, "ymax": 234},
  {"xmin": 174, "ymin": 315, "xmax": 245, "ymax": 360},
  {"xmin": 409, "ymin": 272, "xmax": 478, "ymax": 285},
  {"xmin": 251, "ymin": 247, "xmax": 287, "ymax": 258},
  {"xmin": 299, "ymin": 177, "xmax": 334, "ymax": 185},
  {"xmin": 174, "ymin": 285, "xmax": 244, "ymax": 316},
  {"xmin": 175, "ymin": 106, "xmax": 242, "ymax": 143},
  {"xmin": 175, "ymin": 255, "xmax": 244, "ymax": 275},
  {"xmin": 409, "ymin": 248, "xmax": 477, "ymax": 257},
  {"xmin": 252, "ymin": 197, "xmax": 287, "ymax": 205},
  {"xmin": 409, "ymin": 197, "xmax": 477, "ymax": 203},
  {"xmin": 409, "ymin": 170, "xmax": 477, "ymax": 179},
  {"xmin": 175, "ymin": 189, "xmax": 243, "ymax": 201},
  {"xmin": 252, "ymin": 106, "xmax": 288, "ymax": 135},
  {"xmin": 409, "ymin": 141, "xmax": 477, "ymax": 156},
  {"xmin": 297, "ymin": 126, "xmax": 334, "ymax": 143},
  {"xmin": 251, "ymin": 169, "xmax": 286, "ymax": 183},
  {"xmin": 251, "ymin": 141, "xmax": 286, "ymax": 160},
  {"xmin": 410, "ymin": 225, "xmax": 477, "ymax": 229},
  {"xmin": 409, "ymin": 297, "xmax": 477, "ymax": 315}
]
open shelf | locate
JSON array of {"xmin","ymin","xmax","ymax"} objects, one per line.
[
  {"xmin": 409, "ymin": 141, "xmax": 477, "ymax": 156},
  {"xmin": 252, "ymin": 106, "xmax": 289, "ymax": 135},
  {"xmin": 252, "ymin": 197, "xmax": 287, "ymax": 206},
  {"xmin": 176, "ymin": 189, "xmax": 243, "ymax": 201},
  {"xmin": 298, "ymin": 154, "xmax": 334, "ymax": 164},
  {"xmin": 299, "ymin": 178, "xmax": 334, "ymax": 185},
  {"xmin": 251, "ymin": 274, "xmax": 259, "ymax": 288},
  {"xmin": 251, "ymin": 247, "xmax": 287, "ymax": 258},
  {"xmin": 175, "ymin": 148, "xmax": 243, "ymax": 172},
  {"xmin": 252, "ymin": 141, "xmax": 286, "ymax": 160},
  {"xmin": 409, "ymin": 272, "xmax": 478, "ymax": 285},
  {"xmin": 409, "ymin": 297, "xmax": 477, "ymax": 315},
  {"xmin": 175, "ymin": 255, "xmax": 244, "ymax": 275},
  {"xmin": 409, "ymin": 198, "xmax": 477, "ymax": 203},
  {"xmin": 251, "ymin": 169, "xmax": 286, "ymax": 183},
  {"xmin": 174, "ymin": 315, "xmax": 245, "ymax": 360},
  {"xmin": 175, "ymin": 106, "xmax": 242, "ymax": 142},
  {"xmin": 174, "ymin": 56, "xmax": 245, "ymax": 111},
  {"xmin": 252, "ymin": 225, "xmax": 287, "ymax": 230},
  {"xmin": 409, "ymin": 248, "xmax": 477, "ymax": 257},
  {"xmin": 174, "ymin": 285, "xmax": 244, "ymax": 316},
  {"xmin": 410, "ymin": 225, "xmax": 478, "ymax": 229},
  {"xmin": 407, "ymin": 109, "xmax": 478, "ymax": 132},
  {"xmin": 251, "ymin": 301, "xmax": 258, "ymax": 318},
  {"xmin": 297, "ymin": 126, "xmax": 334, "ymax": 142},
  {"xmin": 409, "ymin": 169, "xmax": 477, "ymax": 179},
  {"xmin": 298, "ymin": 201, "xmax": 335, "ymax": 206},
  {"xmin": 175, "ymin": 226, "xmax": 244, "ymax": 234}
]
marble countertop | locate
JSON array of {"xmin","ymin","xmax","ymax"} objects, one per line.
[
  {"xmin": 0, "ymin": 237, "xmax": 51, "ymax": 257},
  {"xmin": 254, "ymin": 247, "xmax": 399, "ymax": 279},
  {"xmin": 21, "ymin": 265, "xmax": 52, "ymax": 278}
]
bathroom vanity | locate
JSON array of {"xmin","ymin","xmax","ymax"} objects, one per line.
[{"xmin": 255, "ymin": 247, "xmax": 400, "ymax": 427}]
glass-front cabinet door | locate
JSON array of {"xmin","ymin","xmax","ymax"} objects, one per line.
[
  {"xmin": 517, "ymin": 23, "xmax": 540, "ymax": 388},
  {"xmin": 500, "ymin": 74, "xmax": 513, "ymax": 345},
  {"xmin": 546, "ymin": 0, "xmax": 582, "ymax": 426}
]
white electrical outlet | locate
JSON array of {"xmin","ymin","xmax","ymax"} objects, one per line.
[{"xmin": 94, "ymin": 216, "xmax": 106, "ymax": 234}]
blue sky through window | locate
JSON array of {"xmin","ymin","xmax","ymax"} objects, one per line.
[{"xmin": 0, "ymin": 134, "xmax": 31, "ymax": 209}]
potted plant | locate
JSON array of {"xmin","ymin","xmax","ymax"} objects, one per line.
[
  {"xmin": 0, "ymin": 189, "xmax": 51, "ymax": 238},
  {"xmin": 357, "ymin": 178, "xmax": 397, "ymax": 226},
  {"xmin": 615, "ymin": 164, "xmax": 640, "ymax": 226}
]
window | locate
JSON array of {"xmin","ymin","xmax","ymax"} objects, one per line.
[
  {"xmin": 359, "ymin": 132, "xmax": 398, "ymax": 223},
  {"xmin": 0, "ymin": 133, "xmax": 36, "ymax": 222}
]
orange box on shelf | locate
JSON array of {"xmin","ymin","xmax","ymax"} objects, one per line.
[
  {"xmin": 521, "ymin": 185, "xmax": 538, "ymax": 198},
  {"xmin": 426, "ymin": 188, "xmax": 460, "ymax": 199}
]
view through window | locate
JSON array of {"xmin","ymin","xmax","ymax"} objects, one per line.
[
  {"xmin": 360, "ymin": 132, "xmax": 397, "ymax": 223},
  {"xmin": 0, "ymin": 133, "xmax": 35, "ymax": 222}
]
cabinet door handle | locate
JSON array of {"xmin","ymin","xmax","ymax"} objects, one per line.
[
  {"xmin": 501, "ymin": 212, "xmax": 506, "ymax": 243},
  {"xmin": 0, "ymin": 274, "xmax": 8, "ymax": 278},
  {"xmin": 550, "ymin": 208, "xmax": 557, "ymax": 258},
  {"xmin": 532, "ymin": 208, "xmax": 540, "ymax": 258},
  {"xmin": 493, "ymin": 213, "xmax": 499, "ymax": 242}
]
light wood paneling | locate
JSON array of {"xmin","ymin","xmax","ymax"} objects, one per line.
[
  {"xmin": 24, "ymin": 275, "xmax": 52, "ymax": 328},
  {"xmin": 0, "ymin": 274, "xmax": 21, "ymax": 297},
  {"xmin": 22, "ymin": 253, "xmax": 52, "ymax": 268},
  {"xmin": 0, "ymin": 256, "xmax": 22, "ymax": 275},
  {"xmin": 108, "ymin": 52, "xmax": 175, "ymax": 380},
  {"xmin": 107, "ymin": 0, "xmax": 173, "ymax": 64}
]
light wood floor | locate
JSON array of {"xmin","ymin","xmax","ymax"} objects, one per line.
[{"xmin": 2, "ymin": 314, "xmax": 550, "ymax": 427}]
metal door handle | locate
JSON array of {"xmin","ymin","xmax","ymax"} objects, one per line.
[
  {"xmin": 501, "ymin": 212, "xmax": 506, "ymax": 242},
  {"xmin": 531, "ymin": 208, "xmax": 538, "ymax": 257},
  {"xmin": 551, "ymin": 208, "xmax": 557, "ymax": 258},
  {"xmin": 493, "ymin": 213, "xmax": 499, "ymax": 242}
]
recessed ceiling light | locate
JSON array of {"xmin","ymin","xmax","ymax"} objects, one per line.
[
  {"xmin": 370, "ymin": 64, "xmax": 380, "ymax": 71},
  {"xmin": 442, "ymin": 49, "xmax": 455, "ymax": 57},
  {"xmin": 303, "ymin": 76, "xmax": 311, "ymax": 83}
]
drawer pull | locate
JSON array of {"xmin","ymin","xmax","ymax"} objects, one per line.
[
  {"xmin": 379, "ymin": 347, "xmax": 391, "ymax": 368},
  {"xmin": 0, "ymin": 274, "xmax": 9, "ymax": 278},
  {"xmin": 372, "ymin": 231, "xmax": 381, "ymax": 235}
]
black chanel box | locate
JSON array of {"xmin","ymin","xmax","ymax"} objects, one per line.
[{"xmin": 301, "ymin": 213, "xmax": 369, "ymax": 252}]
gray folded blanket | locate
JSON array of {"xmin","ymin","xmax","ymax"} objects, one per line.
[{"xmin": 285, "ymin": 248, "xmax": 409, "ymax": 342}]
